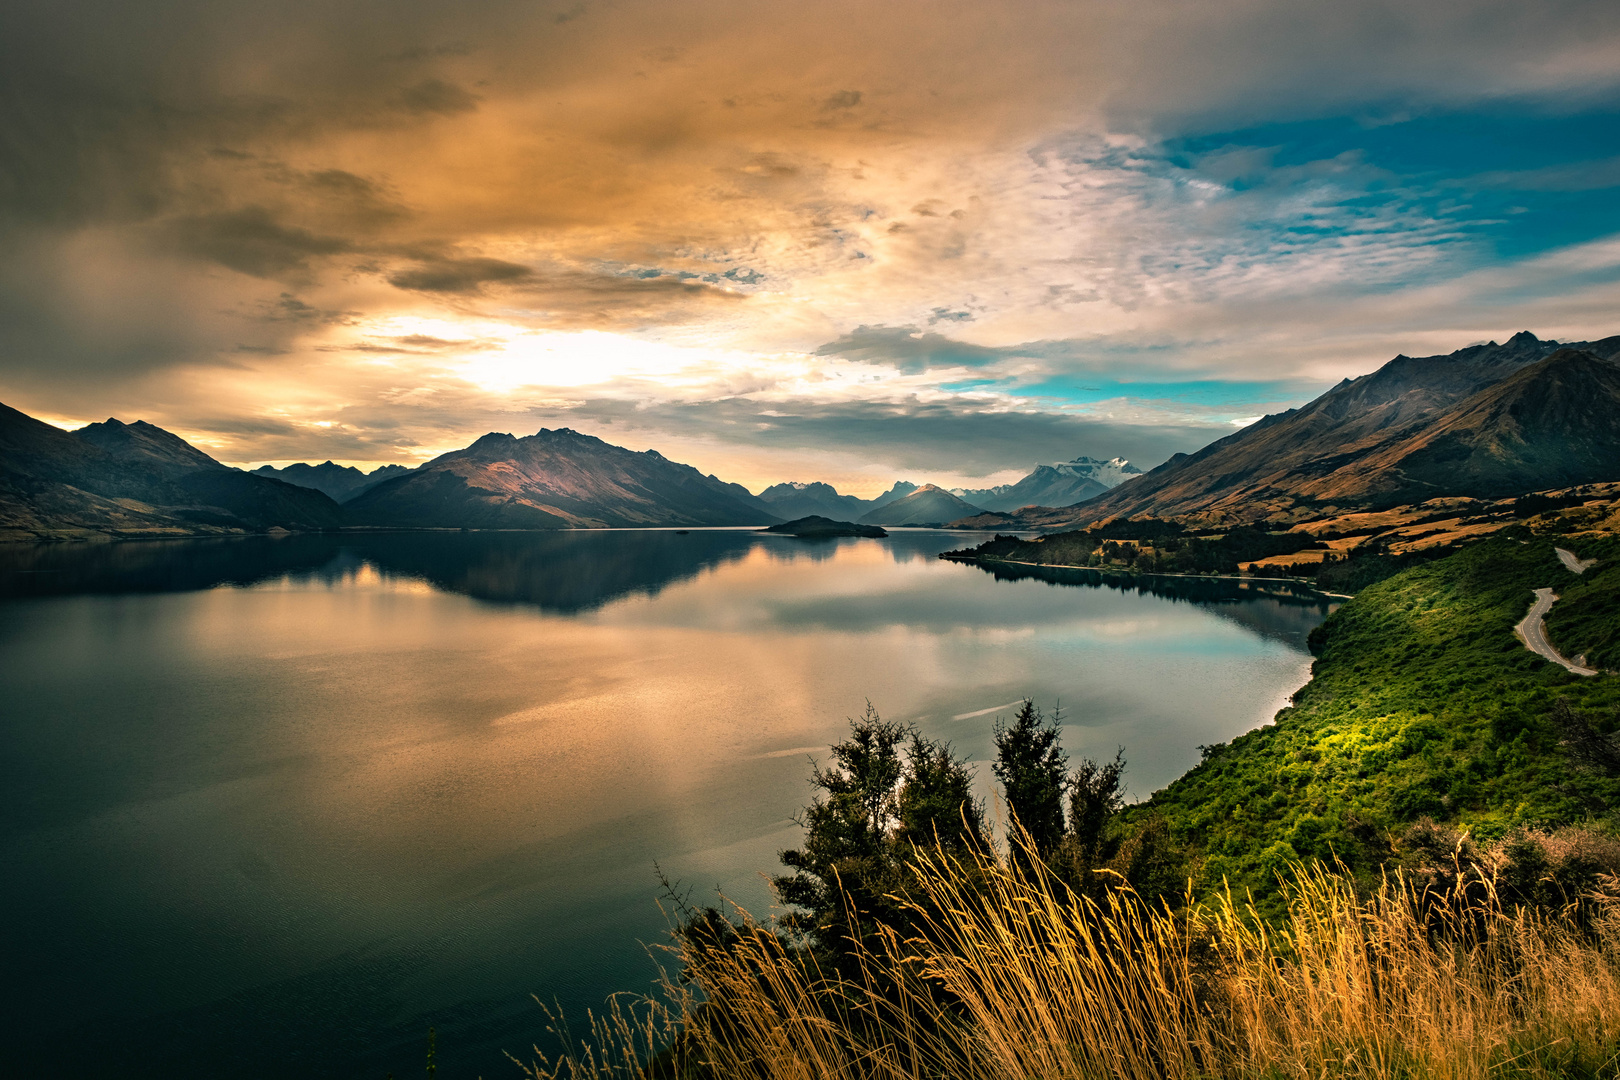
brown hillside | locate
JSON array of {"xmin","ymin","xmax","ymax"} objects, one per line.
[{"xmin": 1049, "ymin": 331, "xmax": 1620, "ymax": 527}]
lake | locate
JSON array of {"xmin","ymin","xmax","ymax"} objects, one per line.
[{"xmin": 0, "ymin": 530, "xmax": 1334, "ymax": 1079}]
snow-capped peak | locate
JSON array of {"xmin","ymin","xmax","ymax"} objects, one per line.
[{"xmin": 1048, "ymin": 456, "xmax": 1140, "ymax": 488}]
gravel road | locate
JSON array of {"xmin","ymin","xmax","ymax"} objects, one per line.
[{"xmin": 1511, "ymin": 546, "xmax": 1602, "ymax": 676}]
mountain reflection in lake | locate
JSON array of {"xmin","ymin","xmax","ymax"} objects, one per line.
[{"xmin": 0, "ymin": 530, "xmax": 1333, "ymax": 1080}]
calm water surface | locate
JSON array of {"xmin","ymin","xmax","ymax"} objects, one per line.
[{"xmin": 0, "ymin": 530, "xmax": 1333, "ymax": 1078}]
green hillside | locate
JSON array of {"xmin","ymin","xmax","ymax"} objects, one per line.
[{"xmin": 1138, "ymin": 533, "xmax": 1620, "ymax": 898}]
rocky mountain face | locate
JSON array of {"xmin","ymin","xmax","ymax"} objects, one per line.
[
  {"xmin": 858, "ymin": 484, "xmax": 983, "ymax": 526},
  {"xmin": 345, "ymin": 427, "xmax": 783, "ymax": 529},
  {"xmin": 1048, "ymin": 331, "xmax": 1620, "ymax": 527},
  {"xmin": 251, "ymin": 461, "xmax": 412, "ymax": 502},
  {"xmin": 0, "ymin": 406, "xmax": 346, "ymax": 540},
  {"xmin": 955, "ymin": 456, "xmax": 1142, "ymax": 512}
]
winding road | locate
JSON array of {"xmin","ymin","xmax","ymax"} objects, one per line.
[{"xmin": 1513, "ymin": 547, "xmax": 1600, "ymax": 677}]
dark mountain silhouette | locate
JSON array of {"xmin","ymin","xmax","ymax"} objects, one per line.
[
  {"xmin": 345, "ymin": 427, "xmax": 781, "ymax": 529},
  {"xmin": 859, "ymin": 484, "xmax": 982, "ymax": 526},
  {"xmin": 75, "ymin": 418, "xmax": 224, "ymax": 474},
  {"xmin": 251, "ymin": 461, "xmax": 412, "ymax": 502},
  {"xmin": 757, "ymin": 481, "xmax": 872, "ymax": 520},
  {"xmin": 0, "ymin": 403, "xmax": 345, "ymax": 540},
  {"xmin": 1046, "ymin": 331, "xmax": 1620, "ymax": 526}
]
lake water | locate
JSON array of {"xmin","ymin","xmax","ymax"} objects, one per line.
[{"xmin": 0, "ymin": 530, "xmax": 1333, "ymax": 1079}]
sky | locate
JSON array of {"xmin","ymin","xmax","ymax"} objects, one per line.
[{"xmin": 2, "ymin": 0, "xmax": 1619, "ymax": 496}]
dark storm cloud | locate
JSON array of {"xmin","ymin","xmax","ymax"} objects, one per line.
[
  {"xmin": 815, "ymin": 326, "xmax": 1013, "ymax": 373},
  {"xmin": 394, "ymin": 79, "xmax": 480, "ymax": 117},
  {"xmin": 387, "ymin": 256, "xmax": 534, "ymax": 293},
  {"xmin": 563, "ymin": 396, "xmax": 1217, "ymax": 475},
  {"xmin": 163, "ymin": 207, "xmax": 353, "ymax": 277},
  {"xmin": 380, "ymin": 258, "xmax": 749, "ymax": 321},
  {"xmin": 257, "ymin": 293, "xmax": 357, "ymax": 324}
]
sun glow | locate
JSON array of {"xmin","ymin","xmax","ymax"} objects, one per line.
[{"xmin": 349, "ymin": 317, "xmax": 788, "ymax": 395}]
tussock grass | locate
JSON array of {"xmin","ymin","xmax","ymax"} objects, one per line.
[{"xmin": 519, "ymin": 840, "xmax": 1620, "ymax": 1080}]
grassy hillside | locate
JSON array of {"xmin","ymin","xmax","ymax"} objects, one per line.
[{"xmin": 1141, "ymin": 532, "xmax": 1620, "ymax": 897}]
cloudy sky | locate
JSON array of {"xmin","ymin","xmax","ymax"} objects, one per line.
[{"xmin": 3, "ymin": 0, "xmax": 1619, "ymax": 495}]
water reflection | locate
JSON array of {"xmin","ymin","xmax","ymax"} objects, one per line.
[
  {"xmin": 0, "ymin": 531, "xmax": 1333, "ymax": 1080},
  {"xmin": 964, "ymin": 560, "xmax": 1335, "ymax": 646},
  {"xmin": 0, "ymin": 531, "xmax": 1333, "ymax": 625}
]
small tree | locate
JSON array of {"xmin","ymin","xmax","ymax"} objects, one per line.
[
  {"xmin": 897, "ymin": 732, "xmax": 985, "ymax": 851},
  {"xmin": 992, "ymin": 700, "xmax": 1069, "ymax": 858},
  {"xmin": 775, "ymin": 705, "xmax": 982, "ymax": 960},
  {"xmin": 1067, "ymin": 747, "xmax": 1126, "ymax": 867}
]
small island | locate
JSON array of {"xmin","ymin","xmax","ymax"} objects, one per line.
[{"xmin": 760, "ymin": 515, "xmax": 888, "ymax": 538}]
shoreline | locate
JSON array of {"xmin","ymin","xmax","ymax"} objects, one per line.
[{"xmin": 941, "ymin": 553, "xmax": 1351, "ymax": 599}]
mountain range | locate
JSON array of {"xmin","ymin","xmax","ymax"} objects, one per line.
[
  {"xmin": 952, "ymin": 456, "xmax": 1142, "ymax": 513},
  {"xmin": 250, "ymin": 461, "xmax": 412, "ymax": 501},
  {"xmin": 0, "ymin": 405, "xmax": 344, "ymax": 541},
  {"xmin": 343, "ymin": 427, "xmax": 781, "ymax": 529},
  {"xmin": 12, "ymin": 329, "xmax": 1607, "ymax": 541},
  {"xmin": 858, "ymin": 484, "xmax": 984, "ymax": 526},
  {"xmin": 756, "ymin": 480, "xmax": 918, "ymax": 520},
  {"xmin": 985, "ymin": 331, "xmax": 1620, "ymax": 529}
]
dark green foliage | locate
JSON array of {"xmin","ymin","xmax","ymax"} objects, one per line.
[
  {"xmin": 943, "ymin": 523, "xmax": 1322, "ymax": 576},
  {"xmin": 773, "ymin": 705, "xmax": 982, "ymax": 958},
  {"xmin": 1549, "ymin": 698, "xmax": 1620, "ymax": 776},
  {"xmin": 1545, "ymin": 543, "xmax": 1620, "ymax": 670},
  {"xmin": 986, "ymin": 704, "xmax": 1177, "ymax": 903},
  {"xmin": 897, "ymin": 732, "xmax": 985, "ymax": 849},
  {"xmin": 1312, "ymin": 543, "xmax": 1456, "ymax": 593},
  {"xmin": 1137, "ymin": 533, "xmax": 1620, "ymax": 906},
  {"xmin": 1514, "ymin": 492, "xmax": 1587, "ymax": 517},
  {"xmin": 1066, "ymin": 748, "xmax": 1126, "ymax": 866},
  {"xmin": 992, "ymin": 701, "xmax": 1068, "ymax": 857},
  {"xmin": 1090, "ymin": 517, "xmax": 1187, "ymax": 541},
  {"xmin": 774, "ymin": 700, "xmax": 1177, "ymax": 959}
]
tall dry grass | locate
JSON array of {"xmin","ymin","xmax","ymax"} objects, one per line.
[{"xmin": 518, "ymin": 840, "xmax": 1620, "ymax": 1080}]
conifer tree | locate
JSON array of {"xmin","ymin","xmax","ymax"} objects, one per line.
[{"xmin": 992, "ymin": 700, "xmax": 1069, "ymax": 857}]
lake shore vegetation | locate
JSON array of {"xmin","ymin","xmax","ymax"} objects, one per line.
[{"xmin": 522, "ymin": 528, "xmax": 1620, "ymax": 1079}]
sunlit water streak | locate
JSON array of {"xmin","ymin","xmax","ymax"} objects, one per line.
[{"xmin": 0, "ymin": 530, "xmax": 1332, "ymax": 1079}]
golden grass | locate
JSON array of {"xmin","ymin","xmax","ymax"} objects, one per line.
[{"xmin": 518, "ymin": 842, "xmax": 1620, "ymax": 1080}]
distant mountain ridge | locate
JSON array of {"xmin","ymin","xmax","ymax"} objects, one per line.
[
  {"xmin": 756, "ymin": 481, "xmax": 872, "ymax": 521},
  {"xmin": 345, "ymin": 427, "xmax": 783, "ymax": 529},
  {"xmin": 859, "ymin": 484, "xmax": 983, "ymax": 526},
  {"xmin": 251, "ymin": 461, "xmax": 412, "ymax": 502},
  {"xmin": 954, "ymin": 456, "xmax": 1142, "ymax": 513},
  {"xmin": 0, "ymin": 407, "xmax": 789, "ymax": 537},
  {"xmin": 1017, "ymin": 331, "xmax": 1620, "ymax": 528},
  {"xmin": 756, "ymin": 479, "xmax": 920, "ymax": 520},
  {"xmin": 22, "ymin": 328, "xmax": 1604, "ymax": 542},
  {"xmin": 0, "ymin": 408, "xmax": 344, "ymax": 540}
]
